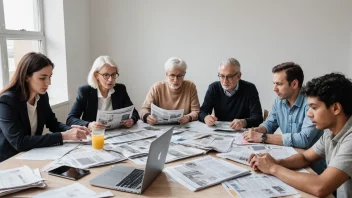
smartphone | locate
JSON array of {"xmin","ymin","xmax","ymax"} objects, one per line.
[{"xmin": 48, "ymin": 166, "xmax": 90, "ymax": 180}]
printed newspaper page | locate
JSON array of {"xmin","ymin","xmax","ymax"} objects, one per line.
[
  {"xmin": 96, "ymin": 105, "xmax": 134, "ymax": 129},
  {"xmin": 223, "ymin": 174, "xmax": 298, "ymax": 198},
  {"xmin": 164, "ymin": 156, "xmax": 250, "ymax": 191},
  {"xmin": 151, "ymin": 103, "xmax": 184, "ymax": 124}
]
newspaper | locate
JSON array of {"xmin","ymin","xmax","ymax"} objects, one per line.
[
  {"xmin": 151, "ymin": 103, "xmax": 184, "ymax": 124},
  {"xmin": 41, "ymin": 145, "xmax": 127, "ymax": 170},
  {"xmin": 223, "ymin": 174, "xmax": 298, "ymax": 198},
  {"xmin": 217, "ymin": 145, "xmax": 298, "ymax": 165},
  {"xmin": 177, "ymin": 134, "xmax": 234, "ymax": 153},
  {"xmin": 105, "ymin": 130, "xmax": 158, "ymax": 144},
  {"xmin": 0, "ymin": 166, "xmax": 45, "ymax": 190},
  {"xmin": 33, "ymin": 183, "xmax": 113, "ymax": 198},
  {"xmin": 15, "ymin": 143, "xmax": 79, "ymax": 160},
  {"xmin": 0, "ymin": 168, "xmax": 46, "ymax": 196},
  {"xmin": 212, "ymin": 121, "xmax": 246, "ymax": 132},
  {"xmin": 184, "ymin": 121, "xmax": 239, "ymax": 137},
  {"xmin": 232, "ymin": 133, "xmax": 260, "ymax": 145},
  {"xmin": 164, "ymin": 156, "xmax": 250, "ymax": 191},
  {"xmin": 171, "ymin": 131, "xmax": 210, "ymax": 143},
  {"xmin": 104, "ymin": 138, "xmax": 156, "ymax": 158},
  {"xmin": 130, "ymin": 143, "xmax": 207, "ymax": 165},
  {"xmin": 96, "ymin": 105, "xmax": 134, "ymax": 129}
]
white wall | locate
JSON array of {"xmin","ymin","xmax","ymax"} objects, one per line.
[
  {"xmin": 63, "ymin": 0, "xmax": 91, "ymax": 107},
  {"xmin": 89, "ymin": 0, "xmax": 352, "ymax": 111},
  {"xmin": 43, "ymin": 0, "xmax": 68, "ymax": 104}
]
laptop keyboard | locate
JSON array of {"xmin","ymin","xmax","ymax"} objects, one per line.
[{"xmin": 116, "ymin": 169, "xmax": 144, "ymax": 189}]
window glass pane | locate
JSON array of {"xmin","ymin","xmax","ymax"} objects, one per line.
[
  {"xmin": 3, "ymin": 0, "xmax": 40, "ymax": 31},
  {"xmin": 7, "ymin": 40, "xmax": 40, "ymax": 80}
]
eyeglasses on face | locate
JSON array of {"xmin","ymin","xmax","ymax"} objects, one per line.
[
  {"xmin": 218, "ymin": 72, "xmax": 239, "ymax": 80},
  {"xmin": 168, "ymin": 73, "xmax": 185, "ymax": 80},
  {"xmin": 98, "ymin": 72, "xmax": 119, "ymax": 80}
]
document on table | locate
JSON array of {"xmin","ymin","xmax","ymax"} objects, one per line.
[
  {"xmin": 33, "ymin": 183, "xmax": 113, "ymax": 198},
  {"xmin": 0, "ymin": 166, "xmax": 45, "ymax": 190},
  {"xmin": 15, "ymin": 143, "xmax": 79, "ymax": 160},
  {"xmin": 164, "ymin": 156, "xmax": 250, "ymax": 191},
  {"xmin": 0, "ymin": 168, "xmax": 46, "ymax": 196},
  {"xmin": 151, "ymin": 103, "xmax": 184, "ymax": 124},
  {"xmin": 217, "ymin": 145, "xmax": 299, "ymax": 165},
  {"xmin": 96, "ymin": 105, "xmax": 134, "ymax": 129},
  {"xmin": 223, "ymin": 174, "xmax": 298, "ymax": 198}
]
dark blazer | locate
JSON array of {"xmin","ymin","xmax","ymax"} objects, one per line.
[
  {"xmin": 0, "ymin": 89, "xmax": 71, "ymax": 162},
  {"xmin": 66, "ymin": 84, "xmax": 140, "ymax": 127}
]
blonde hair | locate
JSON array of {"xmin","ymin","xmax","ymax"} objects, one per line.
[{"xmin": 87, "ymin": 56, "xmax": 118, "ymax": 89}]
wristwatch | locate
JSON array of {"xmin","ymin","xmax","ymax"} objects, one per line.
[{"xmin": 261, "ymin": 132, "xmax": 267, "ymax": 143}]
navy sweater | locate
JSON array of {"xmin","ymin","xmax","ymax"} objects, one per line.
[{"xmin": 199, "ymin": 80, "xmax": 263, "ymax": 127}]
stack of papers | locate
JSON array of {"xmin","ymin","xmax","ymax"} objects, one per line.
[
  {"xmin": 164, "ymin": 156, "xmax": 250, "ymax": 191},
  {"xmin": 0, "ymin": 166, "xmax": 46, "ymax": 196}
]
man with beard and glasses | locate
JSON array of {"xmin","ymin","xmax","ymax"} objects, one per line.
[
  {"xmin": 140, "ymin": 57, "xmax": 200, "ymax": 125},
  {"xmin": 198, "ymin": 58, "xmax": 263, "ymax": 130}
]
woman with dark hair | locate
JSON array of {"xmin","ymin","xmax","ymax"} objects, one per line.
[{"xmin": 0, "ymin": 52, "xmax": 90, "ymax": 162}]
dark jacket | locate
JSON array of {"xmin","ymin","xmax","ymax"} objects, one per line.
[
  {"xmin": 0, "ymin": 89, "xmax": 70, "ymax": 162},
  {"xmin": 199, "ymin": 80, "xmax": 263, "ymax": 127},
  {"xmin": 66, "ymin": 84, "xmax": 140, "ymax": 127}
]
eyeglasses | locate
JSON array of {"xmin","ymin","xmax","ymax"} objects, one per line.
[
  {"xmin": 218, "ymin": 72, "xmax": 239, "ymax": 80},
  {"xmin": 168, "ymin": 74, "xmax": 185, "ymax": 80},
  {"xmin": 98, "ymin": 72, "xmax": 119, "ymax": 80}
]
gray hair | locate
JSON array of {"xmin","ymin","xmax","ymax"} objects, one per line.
[
  {"xmin": 87, "ymin": 56, "xmax": 118, "ymax": 89},
  {"xmin": 218, "ymin": 58, "xmax": 241, "ymax": 72},
  {"xmin": 164, "ymin": 57, "xmax": 187, "ymax": 72}
]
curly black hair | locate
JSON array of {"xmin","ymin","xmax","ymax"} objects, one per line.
[{"xmin": 301, "ymin": 73, "xmax": 352, "ymax": 116}]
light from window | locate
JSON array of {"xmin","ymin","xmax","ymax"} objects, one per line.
[
  {"xmin": 3, "ymin": 0, "xmax": 40, "ymax": 31},
  {"xmin": 7, "ymin": 40, "xmax": 40, "ymax": 80}
]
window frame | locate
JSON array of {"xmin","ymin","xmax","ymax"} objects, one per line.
[{"xmin": 0, "ymin": 0, "xmax": 45, "ymax": 88}]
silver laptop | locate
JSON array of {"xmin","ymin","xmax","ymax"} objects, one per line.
[{"xmin": 89, "ymin": 127, "xmax": 173, "ymax": 194}]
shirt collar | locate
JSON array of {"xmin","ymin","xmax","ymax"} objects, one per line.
[
  {"xmin": 224, "ymin": 82, "xmax": 239, "ymax": 97},
  {"xmin": 282, "ymin": 93, "xmax": 305, "ymax": 108},
  {"xmin": 97, "ymin": 88, "xmax": 115, "ymax": 98},
  {"xmin": 27, "ymin": 94, "xmax": 40, "ymax": 107},
  {"xmin": 331, "ymin": 115, "xmax": 352, "ymax": 142}
]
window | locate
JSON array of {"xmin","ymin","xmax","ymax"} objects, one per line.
[{"xmin": 0, "ymin": 0, "xmax": 45, "ymax": 88}]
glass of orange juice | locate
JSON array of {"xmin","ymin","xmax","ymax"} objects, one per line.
[{"xmin": 92, "ymin": 127, "xmax": 105, "ymax": 150}]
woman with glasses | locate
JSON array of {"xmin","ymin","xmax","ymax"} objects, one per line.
[
  {"xmin": 66, "ymin": 56, "xmax": 139, "ymax": 129},
  {"xmin": 140, "ymin": 57, "xmax": 200, "ymax": 125},
  {"xmin": 0, "ymin": 52, "xmax": 90, "ymax": 162}
]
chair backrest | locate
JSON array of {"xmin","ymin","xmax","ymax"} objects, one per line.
[{"xmin": 263, "ymin": 109, "xmax": 269, "ymax": 121}]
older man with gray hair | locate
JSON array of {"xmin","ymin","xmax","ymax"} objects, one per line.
[
  {"xmin": 199, "ymin": 58, "xmax": 263, "ymax": 129},
  {"xmin": 140, "ymin": 57, "xmax": 200, "ymax": 125}
]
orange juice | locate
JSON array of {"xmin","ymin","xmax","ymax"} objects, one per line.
[{"xmin": 92, "ymin": 135, "xmax": 104, "ymax": 149}]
